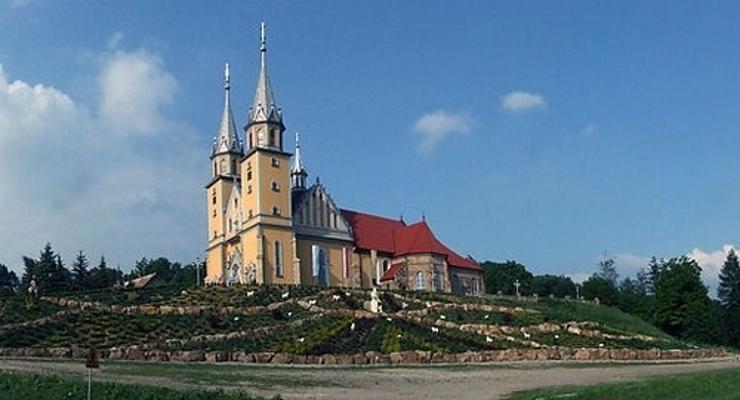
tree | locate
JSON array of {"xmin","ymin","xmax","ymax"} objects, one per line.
[
  {"xmin": 71, "ymin": 251, "xmax": 90, "ymax": 291},
  {"xmin": 581, "ymin": 275, "xmax": 619, "ymax": 305},
  {"xmin": 20, "ymin": 256, "xmax": 37, "ymax": 292},
  {"xmin": 618, "ymin": 276, "xmax": 651, "ymax": 319},
  {"xmin": 0, "ymin": 264, "xmax": 19, "ymax": 295},
  {"xmin": 21, "ymin": 243, "xmax": 71, "ymax": 294},
  {"xmin": 531, "ymin": 274, "xmax": 576, "ymax": 298},
  {"xmin": 88, "ymin": 256, "xmax": 120, "ymax": 289},
  {"xmin": 653, "ymin": 256, "xmax": 722, "ymax": 343},
  {"xmin": 482, "ymin": 261, "xmax": 533, "ymax": 295},
  {"xmin": 597, "ymin": 255, "xmax": 619, "ymax": 287},
  {"xmin": 718, "ymin": 249, "xmax": 740, "ymax": 347}
]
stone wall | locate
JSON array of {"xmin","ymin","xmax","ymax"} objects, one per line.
[{"xmin": 0, "ymin": 346, "xmax": 729, "ymax": 365}]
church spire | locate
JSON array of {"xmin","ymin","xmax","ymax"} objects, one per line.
[
  {"xmin": 248, "ymin": 22, "xmax": 283, "ymax": 128},
  {"xmin": 291, "ymin": 131, "xmax": 308, "ymax": 191},
  {"xmin": 212, "ymin": 62, "xmax": 242, "ymax": 157}
]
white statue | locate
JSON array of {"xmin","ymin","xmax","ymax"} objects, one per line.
[{"xmin": 364, "ymin": 287, "xmax": 381, "ymax": 313}]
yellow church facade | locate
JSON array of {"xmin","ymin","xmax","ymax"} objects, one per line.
[{"xmin": 205, "ymin": 24, "xmax": 484, "ymax": 295}]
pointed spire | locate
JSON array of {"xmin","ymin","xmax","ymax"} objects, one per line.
[
  {"xmin": 293, "ymin": 131, "xmax": 304, "ymax": 173},
  {"xmin": 212, "ymin": 62, "xmax": 242, "ymax": 157},
  {"xmin": 248, "ymin": 22, "xmax": 283, "ymax": 127},
  {"xmin": 291, "ymin": 131, "xmax": 308, "ymax": 191}
]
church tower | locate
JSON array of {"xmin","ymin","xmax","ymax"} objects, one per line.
[
  {"xmin": 239, "ymin": 22, "xmax": 297, "ymax": 284},
  {"xmin": 206, "ymin": 63, "xmax": 243, "ymax": 284}
]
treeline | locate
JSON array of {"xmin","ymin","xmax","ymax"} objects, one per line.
[
  {"xmin": 0, "ymin": 243, "xmax": 203, "ymax": 296},
  {"xmin": 483, "ymin": 253, "xmax": 740, "ymax": 348}
]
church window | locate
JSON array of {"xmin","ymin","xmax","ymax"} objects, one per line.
[
  {"xmin": 249, "ymin": 209, "xmax": 253, "ymax": 218},
  {"xmin": 212, "ymin": 191, "xmax": 216, "ymax": 205},
  {"xmin": 212, "ymin": 208, "xmax": 216, "ymax": 217},
  {"xmin": 213, "ymin": 162, "xmax": 217, "ymax": 175},
  {"xmin": 416, "ymin": 272, "xmax": 425, "ymax": 290},
  {"xmin": 248, "ymin": 133, "xmax": 253, "ymax": 149},
  {"xmin": 275, "ymin": 241, "xmax": 283, "ymax": 277},
  {"xmin": 342, "ymin": 247, "xmax": 349, "ymax": 279},
  {"xmin": 228, "ymin": 219, "xmax": 232, "ymax": 232},
  {"xmin": 235, "ymin": 198, "xmax": 238, "ymax": 207},
  {"xmin": 433, "ymin": 269, "xmax": 443, "ymax": 291},
  {"xmin": 271, "ymin": 157, "xmax": 279, "ymax": 167},
  {"xmin": 220, "ymin": 159, "xmax": 226, "ymax": 175},
  {"xmin": 382, "ymin": 259, "xmax": 390, "ymax": 272},
  {"xmin": 247, "ymin": 185, "xmax": 252, "ymax": 194},
  {"xmin": 269, "ymin": 129, "xmax": 276, "ymax": 147},
  {"xmin": 247, "ymin": 170, "xmax": 252, "ymax": 181},
  {"xmin": 272, "ymin": 206, "xmax": 281, "ymax": 215},
  {"xmin": 271, "ymin": 180, "xmax": 280, "ymax": 192}
]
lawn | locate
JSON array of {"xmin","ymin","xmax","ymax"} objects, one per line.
[
  {"xmin": 0, "ymin": 370, "xmax": 277, "ymax": 400},
  {"xmin": 506, "ymin": 367, "xmax": 740, "ymax": 400}
]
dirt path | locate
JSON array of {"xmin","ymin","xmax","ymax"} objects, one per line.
[{"xmin": 1, "ymin": 357, "xmax": 738, "ymax": 399}]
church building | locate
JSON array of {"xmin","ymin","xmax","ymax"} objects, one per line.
[{"xmin": 205, "ymin": 24, "xmax": 484, "ymax": 295}]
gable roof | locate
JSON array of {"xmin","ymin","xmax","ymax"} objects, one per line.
[{"xmin": 340, "ymin": 209, "xmax": 481, "ymax": 271}]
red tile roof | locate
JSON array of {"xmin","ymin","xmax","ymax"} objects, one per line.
[
  {"xmin": 380, "ymin": 263, "xmax": 404, "ymax": 282},
  {"xmin": 340, "ymin": 209, "xmax": 481, "ymax": 272}
]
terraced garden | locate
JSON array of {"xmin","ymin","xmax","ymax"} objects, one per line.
[{"xmin": 0, "ymin": 285, "xmax": 728, "ymax": 364}]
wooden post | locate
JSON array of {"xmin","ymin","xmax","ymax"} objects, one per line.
[{"xmin": 85, "ymin": 346, "xmax": 99, "ymax": 400}]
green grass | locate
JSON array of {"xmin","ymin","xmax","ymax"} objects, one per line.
[
  {"xmin": 529, "ymin": 299, "xmax": 671, "ymax": 339},
  {"xmin": 0, "ymin": 370, "xmax": 276, "ymax": 400},
  {"xmin": 506, "ymin": 367, "xmax": 740, "ymax": 400},
  {"xmin": 0, "ymin": 296, "xmax": 62, "ymax": 326}
]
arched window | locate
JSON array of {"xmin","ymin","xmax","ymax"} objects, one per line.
[
  {"xmin": 415, "ymin": 272, "xmax": 425, "ymax": 290},
  {"xmin": 274, "ymin": 241, "xmax": 283, "ymax": 277},
  {"xmin": 433, "ymin": 269, "xmax": 442, "ymax": 291},
  {"xmin": 269, "ymin": 129, "xmax": 276, "ymax": 147},
  {"xmin": 382, "ymin": 259, "xmax": 390, "ymax": 272}
]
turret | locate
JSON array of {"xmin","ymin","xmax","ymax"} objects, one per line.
[
  {"xmin": 291, "ymin": 131, "xmax": 308, "ymax": 191},
  {"xmin": 211, "ymin": 62, "xmax": 243, "ymax": 177}
]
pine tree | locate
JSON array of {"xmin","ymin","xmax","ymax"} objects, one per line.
[
  {"xmin": 71, "ymin": 251, "xmax": 90, "ymax": 291},
  {"xmin": 0, "ymin": 264, "xmax": 19, "ymax": 295},
  {"xmin": 597, "ymin": 255, "xmax": 619, "ymax": 287},
  {"xmin": 718, "ymin": 249, "xmax": 740, "ymax": 346}
]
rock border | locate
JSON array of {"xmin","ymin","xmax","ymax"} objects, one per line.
[{"xmin": 0, "ymin": 346, "xmax": 729, "ymax": 365}]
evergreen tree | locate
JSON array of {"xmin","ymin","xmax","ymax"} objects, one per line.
[
  {"xmin": 718, "ymin": 249, "xmax": 740, "ymax": 347},
  {"xmin": 0, "ymin": 264, "xmax": 19, "ymax": 295},
  {"xmin": 20, "ymin": 256, "xmax": 37, "ymax": 292},
  {"xmin": 71, "ymin": 251, "xmax": 90, "ymax": 291},
  {"xmin": 597, "ymin": 255, "xmax": 619, "ymax": 287}
]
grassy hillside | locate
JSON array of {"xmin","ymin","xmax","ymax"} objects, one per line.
[{"xmin": 0, "ymin": 285, "xmax": 703, "ymax": 356}]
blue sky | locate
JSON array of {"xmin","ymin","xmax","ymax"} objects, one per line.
[{"xmin": 1, "ymin": 1, "xmax": 738, "ymax": 290}]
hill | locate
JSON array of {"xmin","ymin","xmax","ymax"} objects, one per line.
[{"xmin": 0, "ymin": 285, "xmax": 729, "ymax": 364}]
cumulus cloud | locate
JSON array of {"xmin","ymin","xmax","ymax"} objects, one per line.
[
  {"xmin": 0, "ymin": 48, "xmax": 204, "ymax": 274},
  {"xmin": 99, "ymin": 50, "xmax": 177, "ymax": 135},
  {"xmin": 413, "ymin": 109, "xmax": 472, "ymax": 154},
  {"xmin": 501, "ymin": 91, "xmax": 546, "ymax": 112},
  {"xmin": 687, "ymin": 244, "xmax": 735, "ymax": 295}
]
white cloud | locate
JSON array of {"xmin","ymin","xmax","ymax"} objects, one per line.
[
  {"xmin": 99, "ymin": 50, "xmax": 177, "ymax": 135},
  {"xmin": 413, "ymin": 109, "xmax": 472, "ymax": 154},
  {"xmin": 501, "ymin": 91, "xmax": 546, "ymax": 112},
  {"xmin": 687, "ymin": 244, "xmax": 734, "ymax": 295},
  {"xmin": 0, "ymin": 48, "xmax": 204, "ymax": 274}
]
